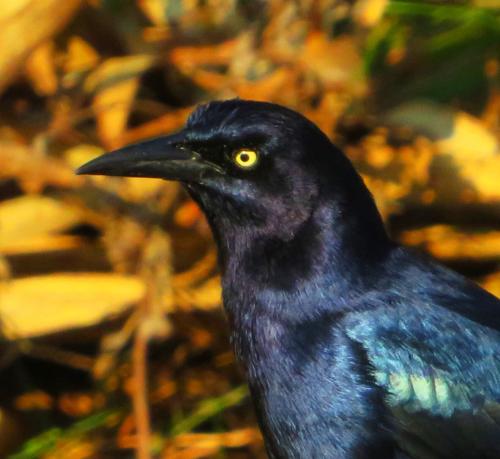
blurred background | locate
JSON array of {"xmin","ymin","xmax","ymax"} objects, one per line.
[{"xmin": 0, "ymin": 0, "xmax": 498, "ymax": 457}]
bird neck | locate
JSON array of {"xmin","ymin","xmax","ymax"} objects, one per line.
[{"xmin": 216, "ymin": 182, "xmax": 392, "ymax": 324}]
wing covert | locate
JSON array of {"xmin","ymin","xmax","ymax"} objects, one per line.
[{"xmin": 344, "ymin": 298, "xmax": 500, "ymax": 458}]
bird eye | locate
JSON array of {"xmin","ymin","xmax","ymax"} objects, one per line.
[{"xmin": 233, "ymin": 149, "xmax": 259, "ymax": 169}]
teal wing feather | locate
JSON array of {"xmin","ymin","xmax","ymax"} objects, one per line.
[{"xmin": 344, "ymin": 298, "xmax": 500, "ymax": 459}]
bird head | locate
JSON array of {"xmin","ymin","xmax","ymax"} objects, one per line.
[{"xmin": 77, "ymin": 99, "xmax": 387, "ymax": 276}]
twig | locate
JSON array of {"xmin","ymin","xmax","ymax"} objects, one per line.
[
  {"xmin": 132, "ymin": 229, "xmax": 173, "ymax": 459},
  {"xmin": 17, "ymin": 341, "xmax": 95, "ymax": 372},
  {"xmin": 132, "ymin": 327, "xmax": 152, "ymax": 459}
]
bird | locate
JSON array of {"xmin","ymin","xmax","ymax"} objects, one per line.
[{"xmin": 77, "ymin": 99, "xmax": 500, "ymax": 459}]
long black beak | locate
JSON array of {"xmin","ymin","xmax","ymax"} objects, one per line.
[{"xmin": 76, "ymin": 134, "xmax": 222, "ymax": 182}]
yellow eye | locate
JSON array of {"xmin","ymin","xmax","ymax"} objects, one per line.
[{"xmin": 233, "ymin": 149, "xmax": 259, "ymax": 169}]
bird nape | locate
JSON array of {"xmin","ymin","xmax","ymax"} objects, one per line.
[{"xmin": 77, "ymin": 99, "xmax": 500, "ymax": 459}]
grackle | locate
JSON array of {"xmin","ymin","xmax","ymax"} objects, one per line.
[{"xmin": 77, "ymin": 100, "xmax": 500, "ymax": 459}]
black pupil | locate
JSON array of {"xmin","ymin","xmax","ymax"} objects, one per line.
[{"xmin": 240, "ymin": 153, "xmax": 250, "ymax": 162}]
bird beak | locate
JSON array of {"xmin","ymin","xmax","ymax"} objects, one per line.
[{"xmin": 76, "ymin": 134, "xmax": 222, "ymax": 182}]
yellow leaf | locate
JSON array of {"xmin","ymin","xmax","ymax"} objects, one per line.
[
  {"xmin": 459, "ymin": 157, "xmax": 500, "ymax": 201},
  {"xmin": 24, "ymin": 40, "xmax": 57, "ymax": 95},
  {"xmin": 353, "ymin": 0, "xmax": 389, "ymax": 27},
  {"xmin": 0, "ymin": 0, "xmax": 82, "ymax": 94},
  {"xmin": 137, "ymin": 0, "xmax": 167, "ymax": 26},
  {"xmin": 63, "ymin": 36, "xmax": 99, "ymax": 74},
  {"xmin": 94, "ymin": 78, "xmax": 140, "ymax": 148},
  {"xmin": 400, "ymin": 225, "xmax": 500, "ymax": 260},
  {"xmin": 84, "ymin": 55, "xmax": 155, "ymax": 94},
  {"xmin": 175, "ymin": 277, "xmax": 221, "ymax": 310},
  {"xmin": 0, "ymin": 234, "xmax": 83, "ymax": 256},
  {"xmin": 85, "ymin": 55, "xmax": 156, "ymax": 148},
  {"xmin": 300, "ymin": 33, "xmax": 364, "ymax": 93},
  {"xmin": 0, "ymin": 196, "xmax": 81, "ymax": 249},
  {"xmin": 64, "ymin": 144, "xmax": 104, "ymax": 169},
  {"xmin": 0, "ymin": 140, "xmax": 80, "ymax": 193},
  {"xmin": 0, "ymin": 273, "xmax": 145, "ymax": 338},
  {"xmin": 386, "ymin": 103, "xmax": 499, "ymax": 203},
  {"xmin": 436, "ymin": 113, "xmax": 500, "ymax": 201},
  {"xmin": 436, "ymin": 112, "xmax": 498, "ymax": 161},
  {"xmin": 481, "ymin": 272, "xmax": 500, "ymax": 297}
]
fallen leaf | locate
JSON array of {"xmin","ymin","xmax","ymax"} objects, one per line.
[
  {"xmin": 93, "ymin": 78, "xmax": 141, "ymax": 149},
  {"xmin": 400, "ymin": 225, "xmax": 500, "ymax": 260},
  {"xmin": 24, "ymin": 40, "xmax": 58, "ymax": 95},
  {"xmin": 0, "ymin": 140, "xmax": 81, "ymax": 192},
  {"xmin": 436, "ymin": 111, "xmax": 498, "ymax": 162},
  {"xmin": 481, "ymin": 272, "xmax": 500, "ymax": 297},
  {"xmin": 0, "ymin": 234, "xmax": 83, "ymax": 256},
  {"xmin": 353, "ymin": 0, "xmax": 389, "ymax": 27},
  {"xmin": 63, "ymin": 36, "xmax": 100, "ymax": 75},
  {"xmin": 64, "ymin": 144, "xmax": 105, "ymax": 169},
  {"xmin": 86, "ymin": 55, "xmax": 156, "ymax": 148},
  {"xmin": 384, "ymin": 102, "xmax": 498, "ymax": 159},
  {"xmin": 299, "ymin": 33, "xmax": 364, "ymax": 94},
  {"xmin": 0, "ymin": 0, "xmax": 82, "ymax": 94},
  {"xmin": 137, "ymin": 0, "xmax": 170, "ymax": 26},
  {"xmin": 0, "ymin": 195, "xmax": 81, "ymax": 251},
  {"xmin": 15, "ymin": 391, "xmax": 53, "ymax": 410},
  {"xmin": 0, "ymin": 273, "xmax": 145, "ymax": 338},
  {"xmin": 385, "ymin": 102, "xmax": 500, "ymax": 202}
]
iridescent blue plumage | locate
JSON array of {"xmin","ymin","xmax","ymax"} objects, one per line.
[
  {"xmin": 344, "ymin": 248, "xmax": 500, "ymax": 457},
  {"xmin": 77, "ymin": 99, "xmax": 500, "ymax": 458}
]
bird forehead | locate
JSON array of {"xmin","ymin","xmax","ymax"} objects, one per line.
[{"xmin": 187, "ymin": 100, "xmax": 299, "ymax": 135}]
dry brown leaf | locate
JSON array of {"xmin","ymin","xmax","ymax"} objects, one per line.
[
  {"xmin": 63, "ymin": 36, "xmax": 100, "ymax": 75},
  {"xmin": 235, "ymin": 67, "xmax": 298, "ymax": 104},
  {"xmin": 0, "ymin": 195, "xmax": 81, "ymax": 251},
  {"xmin": 164, "ymin": 428, "xmax": 261, "ymax": 458},
  {"xmin": 400, "ymin": 225, "xmax": 500, "ymax": 260},
  {"xmin": 15, "ymin": 391, "xmax": 53, "ymax": 410},
  {"xmin": 138, "ymin": 0, "xmax": 170, "ymax": 26},
  {"xmin": 0, "ymin": 140, "xmax": 81, "ymax": 192},
  {"xmin": 461, "ymin": 158, "xmax": 500, "ymax": 201},
  {"xmin": 86, "ymin": 55, "xmax": 156, "ymax": 148},
  {"xmin": 0, "ymin": 0, "xmax": 82, "ymax": 94},
  {"xmin": 174, "ymin": 201, "xmax": 204, "ymax": 228},
  {"xmin": 436, "ymin": 112, "xmax": 498, "ymax": 161},
  {"xmin": 64, "ymin": 144, "xmax": 105, "ymax": 169},
  {"xmin": 353, "ymin": 0, "xmax": 389, "ymax": 27},
  {"xmin": 386, "ymin": 104, "xmax": 500, "ymax": 202},
  {"xmin": 24, "ymin": 40, "xmax": 58, "ymax": 95},
  {"xmin": 481, "ymin": 272, "xmax": 500, "ymax": 297},
  {"xmin": 42, "ymin": 438, "xmax": 97, "ymax": 459},
  {"xmin": 94, "ymin": 78, "xmax": 141, "ymax": 149},
  {"xmin": 120, "ymin": 108, "xmax": 192, "ymax": 145},
  {"xmin": 299, "ymin": 33, "xmax": 364, "ymax": 94},
  {"xmin": 139, "ymin": 0, "xmax": 239, "ymax": 34},
  {"xmin": 0, "ymin": 273, "xmax": 145, "ymax": 339},
  {"xmin": 438, "ymin": 130, "xmax": 500, "ymax": 201},
  {"xmin": 304, "ymin": 91, "xmax": 352, "ymax": 138},
  {"xmin": 1, "ymin": 234, "xmax": 83, "ymax": 256},
  {"xmin": 84, "ymin": 55, "xmax": 156, "ymax": 94},
  {"xmin": 169, "ymin": 39, "xmax": 239, "ymax": 71},
  {"xmin": 175, "ymin": 277, "xmax": 221, "ymax": 311}
]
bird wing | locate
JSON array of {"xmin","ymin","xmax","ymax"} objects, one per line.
[{"xmin": 344, "ymin": 295, "xmax": 500, "ymax": 459}]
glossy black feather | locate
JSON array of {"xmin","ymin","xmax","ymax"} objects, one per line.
[
  {"xmin": 81, "ymin": 99, "xmax": 500, "ymax": 458},
  {"xmin": 180, "ymin": 100, "xmax": 500, "ymax": 458}
]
